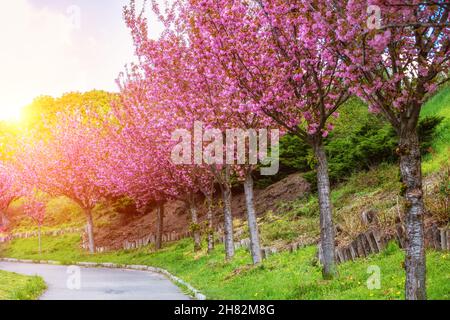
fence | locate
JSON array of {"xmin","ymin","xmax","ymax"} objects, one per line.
[
  {"xmin": 81, "ymin": 230, "xmax": 195, "ymax": 253},
  {"xmin": 319, "ymin": 223, "xmax": 449, "ymax": 265},
  {"xmin": 0, "ymin": 227, "xmax": 83, "ymax": 243},
  {"xmin": 5, "ymin": 222, "xmax": 448, "ymax": 263}
]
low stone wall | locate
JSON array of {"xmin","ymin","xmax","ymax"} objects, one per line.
[
  {"xmin": 122, "ymin": 230, "xmax": 193, "ymax": 250},
  {"xmin": 82, "ymin": 230, "xmax": 195, "ymax": 253},
  {"xmin": 0, "ymin": 227, "xmax": 83, "ymax": 243},
  {"xmin": 219, "ymin": 236, "xmax": 316, "ymax": 260},
  {"xmin": 83, "ymin": 226, "xmax": 315, "ymax": 258},
  {"xmin": 227, "ymin": 223, "xmax": 449, "ymax": 263},
  {"xmin": 8, "ymin": 221, "xmax": 448, "ymax": 265}
]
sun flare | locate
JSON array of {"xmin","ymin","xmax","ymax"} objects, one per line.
[{"xmin": 0, "ymin": 105, "xmax": 23, "ymax": 122}]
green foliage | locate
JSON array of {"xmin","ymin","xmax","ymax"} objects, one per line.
[
  {"xmin": 0, "ymin": 270, "xmax": 46, "ymax": 300},
  {"xmin": 418, "ymin": 116, "xmax": 445, "ymax": 153},
  {"xmin": 0, "ymin": 234, "xmax": 83, "ymax": 263},
  {"xmin": 10, "ymin": 196, "xmax": 84, "ymax": 233},
  {"xmin": 382, "ymin": 241, "xmax": 400, "ymax": 257},
  {"xmin": 261, "ymin": 219, "xmax": 299, "ymax": 242},
  {"xmin": 277, "ymin": 196, "xmax": 320, "ymax": 218},
  {"xmin": 421, "ymin": 85, "xmax": 450, "ymax": 174},
  {"xmin": 278, "ymin": 134, "xmax": 311, "ymax": 173},
  {"xmin": 326, "ymin": 122, "xmax": 397, "ymax": 184},
  {"xmin": 270, "ymin": 97, "xmax": 442, "ymax": 189},
  {"xmin": 18, "ymin": 90, "xmax": 117, "ymax": 139},
  {"xmin": 189, "ymin": 223, "xmax": 202, "ymax": 233},
  {"xmin": 258, "ymin": 211, "xmax": 319, "ymax": 245}
]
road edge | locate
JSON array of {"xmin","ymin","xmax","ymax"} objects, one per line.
[{"xmin": 0, "ymin": 257, "xmax": 206, "ymax": 300}]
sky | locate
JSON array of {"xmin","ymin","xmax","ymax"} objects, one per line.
[{"xmin": 0, "ymin": 0, "xmax": 164, "ymax": 120}]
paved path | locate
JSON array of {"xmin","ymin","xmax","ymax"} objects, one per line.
[{"xmin": 0, "ymin": 261, "xmax": 190, "ymax": 300}]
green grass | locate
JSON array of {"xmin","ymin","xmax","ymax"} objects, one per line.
[
  {"xmin": 421, "ymin": 85, "xmax": 450, "ymax": 174},
  {"xmin": 0, "ymin": 270, "xmax": 46, "ymax": 300},
  {"xmin": 1, "ymin": 234, "xmax": 449, "ymax": 300},
  {"xmin": 0, "ymin": 234, "xmax": 85, "ymax": 265}
]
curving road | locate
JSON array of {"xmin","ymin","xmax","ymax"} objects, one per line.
[{"xmin": 0, "ymin": 261, "xmax": 190, "ymax": 300}]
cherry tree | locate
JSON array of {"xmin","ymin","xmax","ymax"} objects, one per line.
[
  {"xmin": 325, "ymin": 0, "xmax": 449, "ymax": 299},
  {"xmin": 174, "ymin": 0, "xmax": 354, "ymax": 276},
  {"xmin": 124, "ymin": 1, "xmax": 234, "ymax": 258},
  {"xmin": 110, "ymin": 60, "xmax": 220, "ymax": 252},
  {"xmin": 101, "ymin": 114, "xmax": 171, "ymax": 251},
  {"xmin": 16, "ymin": 111, "xmax": 110, "ymax": 254}
]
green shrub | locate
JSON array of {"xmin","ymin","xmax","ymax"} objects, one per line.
[{"xmin": 259, "ymin": 97, "xmax": 443, "ymax": 189}]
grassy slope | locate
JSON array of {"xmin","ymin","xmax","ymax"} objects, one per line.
[
  {"xmin": 259, "ymin": 86, "xmax": 450, "ymax": 244},
  {"xmin": 1, "ymin": 234, "xmax": 449, "ymax": 300},
  {"xmin": 1, "ymin": 87, "xmax": 449, "ymax": 300},
  {"xmin": 0, "ymin": 270, "xmax": 46, "ymax": 300},
  {"xmin": 421, "ymin": 85, "xmax": 450, "ymax": 174}
]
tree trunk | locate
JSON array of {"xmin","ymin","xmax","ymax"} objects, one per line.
[
  {"xmin": 85, "ymin": 208, "xmax": 95, "ymax": 254},
  {"xmin": 313, "ymin": 140, "xmax": 337, "ymax": 280},
  {"xmin": 206, "ymin": 195, "xmax": 215, "ymax": 254},
  {"xmin": 155, "ymin": 202, "xmax": 164, "ymax": 250},
  {"xmin": 222, "ymin": 166, "xmax": 235, "ymax": 260},
  {"xmin": 189, "ymin": 199, "xmax": 202, "ymax": 252},
  {"xmin": 399, "ymin": 129, "xmax": 427, "ymax": 300},
  {"xmin": 243, "ymin": 170, "xmax": 262, "ymax": 264},
  {"xmin": 38, "ymin": 224, "xmax": 42, "ymax": 255}
]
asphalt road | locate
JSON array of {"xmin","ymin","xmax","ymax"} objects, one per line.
[{"xmin": 0, "ymin": 261, "xmax": 190, "ymax": 300}]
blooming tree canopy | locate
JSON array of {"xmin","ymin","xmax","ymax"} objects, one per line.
[
  {"xmin": 15, "ymin": 110, "xmax": 111, "ymax": 253},
  {"xmin": 123, "ymin": 1, "xmax": 283, "ymax": 259}
]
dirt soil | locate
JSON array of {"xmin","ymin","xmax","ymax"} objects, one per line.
[{"xmin": 94, "ymin": 173, "xmax": 311, "ymax": 249}]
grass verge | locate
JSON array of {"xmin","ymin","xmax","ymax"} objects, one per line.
[{"xmin": 0, "ymin": 270, "xmax": 46, "ymax": 300}]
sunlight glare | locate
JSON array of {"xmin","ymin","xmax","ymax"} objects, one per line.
[{"xmin": 0, "ymin": 105, "xmax": 24, "ymax": 122}]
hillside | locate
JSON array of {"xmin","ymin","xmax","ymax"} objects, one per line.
[{"xmin": 1, "ymin": 86, "xmax": 448, "ymax": 300}]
